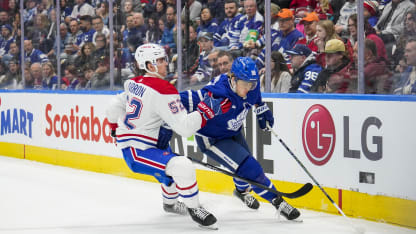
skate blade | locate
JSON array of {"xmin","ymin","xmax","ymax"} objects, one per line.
[
  {"xmin": 277, "ymin": 218, "xmax": 303, "ymax": 223},
  {"xmin": 198, "ymin": 223, "xmax": 219, "ymax": 230}
]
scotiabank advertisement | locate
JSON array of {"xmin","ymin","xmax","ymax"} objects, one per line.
[
  {"xmin": 0, "ymin": 92, "xmax": 120, "ymax": 158},
  {"xmin": 1, "ymin": 91, "xmax": 416, "ymax": 200}
]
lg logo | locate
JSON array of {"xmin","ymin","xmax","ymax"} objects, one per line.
[
  {"xmin": 302, "ymin": 104, "xmax": 383, "ymax": 166},
  {"xmin": 302, "ymin": 104, "xmax": 336, "ymax": 166}
]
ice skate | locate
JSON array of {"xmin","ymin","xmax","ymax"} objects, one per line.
[
  {"xmin": 188, "ymin": 206, "xmax": 218, "ymax": 230},
  {"xmin": 163, "ymin": 201, "xmax": 188, "ymax": 215},
  {"xmin": 272, "ymin": 196, "xmax": 301, "ymax": 221},
  {"xmin": 233, "ymin": 189, "xmax": 260, "ymax": 209}
]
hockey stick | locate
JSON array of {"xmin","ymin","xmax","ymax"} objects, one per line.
[
  {"xmin": 267, "ymin": 123, "xmax": 365, "ymax": 233},
  {"xmin": 187, "ymin": 156, "xmax": 313, "ymax": 199}
]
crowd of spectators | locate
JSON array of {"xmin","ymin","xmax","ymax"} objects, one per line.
[{"xmin": 0, "ymin": 0, "xmax": 415, "ymax": 94}]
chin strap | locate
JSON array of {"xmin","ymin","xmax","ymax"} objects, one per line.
[
  {"xmin": 144, "ymin": 65, "xmax": 164, "ymax": 79},
  {"xmin": 228, "ymin": 77, "xmax": 237, "ymax": 93}
]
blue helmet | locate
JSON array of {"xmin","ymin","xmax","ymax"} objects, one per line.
[
  {"xmin": 231, "ymin": 57, "xmax": 259, "ymax": 82},
  {"xmin": 230, "ymin": 57, "xmax": 259, "ymax": 90}
]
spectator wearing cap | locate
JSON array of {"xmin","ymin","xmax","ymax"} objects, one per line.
[
  {"xmin": 228, "ymin": 0, "xmax": 264, "ymax": 50},
  {"xmin": 347, "ymin": 14, "xmax": 387, "ymax": 61},
  {"xmin": 253, "ymin": 8, "xmax": 304, "ymax": 70},
  {"xmin": 393, "ymin": 38, "xmax": 416, "ymax": 95},
  {"xmin": 24, "ymin": 39, "xmax": 49, "ymax": 64},
  {"xmin": 296, "ymin": 12, "xmax": 320, "ymax": 52},
  {"xmin": 287, "ymin": 44, "xmax": 322, "ymax": 93},
  {"xmin": 197, "ymin": 7, "xmax": 218, "ymax": 36},
  {"xmin": 75, "ymin": 15, "xmax": 96, "ymax": 49},
  {"xmin": 0, "ymin": 24, "xmax": 15, "ymax": 58},
  {"xmin": 0, "ymin": 59, "xmax": 20, "ymax": 89},
  {"xmin": 363, "ymin": 0, "xmax": 379, "ymax": 27},
  {"xmin": 213, "ymin": 0, "xmax": 242, "ymax": 48},
  {"xmin": 70, "ymin": 0, "xmax": 95, "ymax": 20},
  {"xmin": 189, "ymin": 32, "xmax": 215, "ymax": 86},
  {"xmin": 312, "ymin": 39, "xmax": 356, "ymax": 93}
]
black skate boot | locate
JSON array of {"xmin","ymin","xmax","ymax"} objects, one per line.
[
  {"xmin": 163, "ymin": 201, "xmax": 188, "ymax": 215},
  {"xmin": 272, "ymin": 196, "xmax": 300, "ymax": 220},
  {"xmin": 233, "ymin": 189, "xmax": 260, "ymax": 209},
  {"xmin": 188, "ymin": 206, "xmax": 218, "ymax": 229}
]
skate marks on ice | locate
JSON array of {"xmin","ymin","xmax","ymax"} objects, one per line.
[{"xmin": 0, "ymin": 156, "xmax": 414, "ymax": 234}]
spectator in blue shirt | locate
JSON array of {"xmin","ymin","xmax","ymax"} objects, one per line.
[{"xmin": 24, "ymin": 39, "xmax": 49, "ymax": 64}]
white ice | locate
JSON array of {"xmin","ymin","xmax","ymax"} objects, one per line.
[{"xmin": 0, "ymin": 156, "xmax": 414, "ymax": 234}]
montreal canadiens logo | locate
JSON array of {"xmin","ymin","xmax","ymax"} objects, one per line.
[{"xmin": 302, "ymin": 104, "xmax": 336, "ymax": 166}]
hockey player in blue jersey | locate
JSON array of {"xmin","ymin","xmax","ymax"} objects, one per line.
[
  {"xmin": 180, "ymin": 57, "xmax": 301, "ymax": 220},
  {"xmin": 105, "ymin": 43, "xmax": 229, "ymax": 229}
]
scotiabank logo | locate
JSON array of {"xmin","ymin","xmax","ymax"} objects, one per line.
[
  {"xmin": 45, "ymin": 104, "xmax": 114, "ymax": 143},
  {"xmin": 302, "ymin": 104, "xmax": 336, "ymax": 166}
]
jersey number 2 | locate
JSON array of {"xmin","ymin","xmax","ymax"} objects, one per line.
[{"xmin": 124, "ymin": 97, "xmax": 143, "ymax": 129}]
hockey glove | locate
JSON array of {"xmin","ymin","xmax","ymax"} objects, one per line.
[
  {"xmin": 157, "ymin": 124, "xmax": 173, "ymax": 150},
  {"xmin": 109, "ymin": 123, "xmax": 118, "ymax": 137},
  {"xmin": 197, "ymin": 92, "xmax": 231, "ymax": 127},
  {"xmin": 255, "ymin": 102, "xmax": 274, "ymax": 131}
]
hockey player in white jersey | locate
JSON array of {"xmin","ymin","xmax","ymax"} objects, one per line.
[{"xmin": 105, "ymin": 43, "xmax": 227, "ymax": 229}]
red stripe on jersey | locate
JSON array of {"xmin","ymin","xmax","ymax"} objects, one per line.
[
  {"xmin": 117, "ymin": 133, "xmax": 158, "ymax": 142},
  {"xmin": 161, "ymin": 185, "xmax": 178, "ymax": 196},
  {"xmin": 176, "ymin": 181, "xmax": 197, "ymax": 191},
  {"xmin": 131, "ymin": 76, "xmax": 178, "ymax": 95},
  {"xmin": 130, "ymin": 148, "xmax": 166, "ymax": 170}
]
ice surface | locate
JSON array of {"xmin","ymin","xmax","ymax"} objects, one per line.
[{"xmin": 0, "ymin": 156, "xmax": 414, "ymax": 234}]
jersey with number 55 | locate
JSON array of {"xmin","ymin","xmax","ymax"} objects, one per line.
[{"xmin": 105, "ymin": 76, "xmax": 203, "ymax": 150}]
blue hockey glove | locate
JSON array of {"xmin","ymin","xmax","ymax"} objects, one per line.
[
  {"xmin": 197, "ymin": 92, "xmax": 231, "ymax": 127},
  {"xmin": 255, "ymin": 102, "xmax": 274, "ymax": 131},
  {"xmin": 157, "ymin": 124, "xmax": 173, "ymax": 150}
]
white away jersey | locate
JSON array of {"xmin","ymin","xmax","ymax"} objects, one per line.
[{"xmin": 106, "ymin": 76, "xmax": 202, "ymax": 150}]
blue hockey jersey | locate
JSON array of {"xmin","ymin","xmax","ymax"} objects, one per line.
[{"xmin": 180, "ymin": 74, "xmax": 262, "ymax": 139}]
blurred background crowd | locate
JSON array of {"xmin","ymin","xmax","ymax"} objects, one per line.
[{"xmin": 0, "ymin": 0, "xmax": 415, "ymax": 94}]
